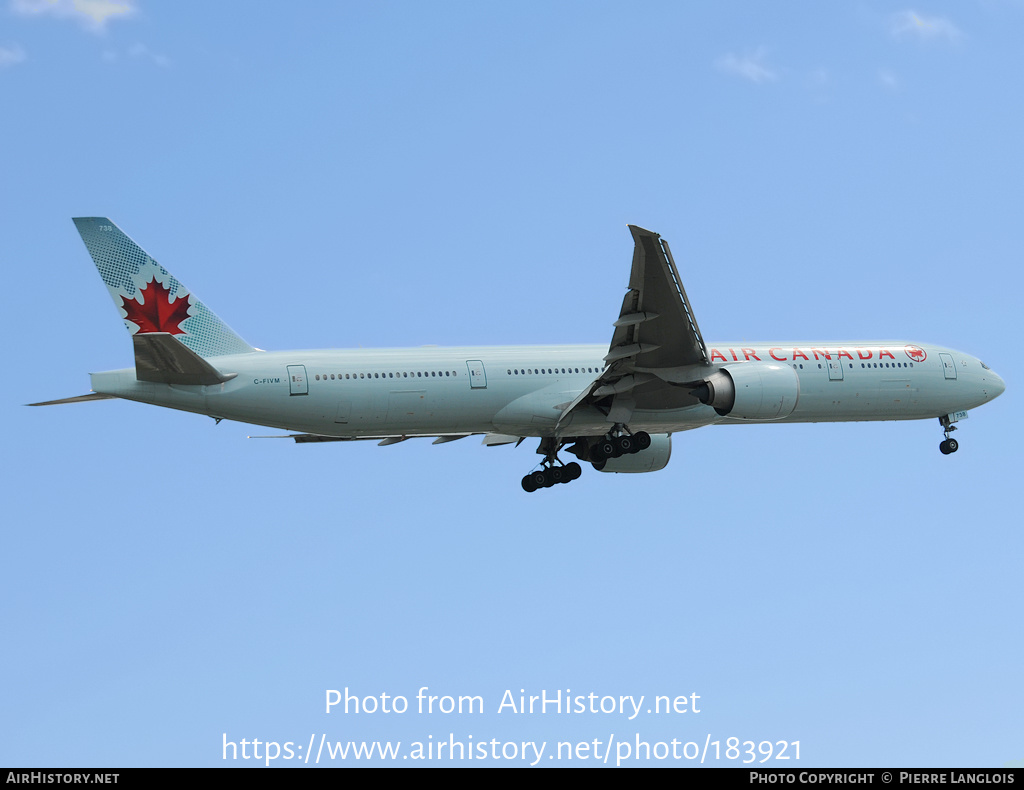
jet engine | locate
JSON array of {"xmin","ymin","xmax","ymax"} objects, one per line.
[
  {"xmin": 691, "ymin": 362, "xmax": 800, "ymax": 420},
  {"xmin": 592, "ymin": 433, "xmax": 672, "ymax": 473}
]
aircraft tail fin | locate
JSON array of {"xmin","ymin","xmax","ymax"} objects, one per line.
[{"xmin": 73, "ymin": 217, "xmax": 255, "ymax": 358}]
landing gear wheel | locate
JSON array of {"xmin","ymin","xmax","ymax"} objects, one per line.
[
  {"xmin": 634, "ymin": 431, "xmax": 652, "ymax": 451},
  {"xmin": 937, "ymin": 416, "xmax": 960, "ymax": 456},
  {"xmin": 615, "ymin": 435, "xmax": 634, "ymax": 455},
  {"xmin": 522, "ymin": 438, "xmax": 586, "ymax": 491}
]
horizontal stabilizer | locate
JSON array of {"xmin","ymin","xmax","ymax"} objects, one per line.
[
  {"xmin": 248, "ymin": 434, "xmax": 352, "ymax": 443},
  {"xmin": 134, "ymin": 332, "xmax": 237, "ymax": 385},
  {"xmin": 28, "ymin": 393, "xmax": 118, "ymax": 407}
]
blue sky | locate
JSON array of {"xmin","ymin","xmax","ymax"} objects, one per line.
[{"xmin": 2, "ymin": 1, "xmax": 1022, "ymax": 768}]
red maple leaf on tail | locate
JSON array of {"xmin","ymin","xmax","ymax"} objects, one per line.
[{"xmin": 120, "ymin": 277, "xmax": 191, "ymax": 335}]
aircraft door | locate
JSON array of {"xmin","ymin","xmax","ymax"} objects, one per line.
[
  {"xmin": 467, "ymin": 360, "xmax": 487, "ymax": 389},
  {"xmin": 827, "ymin": 359, "xmax": 844, "ymax": 381},
  {"xmin": 939, "ymin": 353, "xmax": 957, "ymax": 380},
  {"xmin": 287, "ymin": 365, "xmax": 308, "ymax": 395}
]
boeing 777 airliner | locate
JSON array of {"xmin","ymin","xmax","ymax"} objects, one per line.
[{"xmin": 33, "ymin": 219, "xmax": 1005, "ymax": 492}]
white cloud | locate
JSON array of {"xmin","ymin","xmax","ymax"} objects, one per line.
[
  {"xmin": 0, "ymin": 43, "xmax": 26, "ymax": 67},
  {"xmin": 890, "ymin": 10, "xmax": 963, "ymax": 42},
  {"xmin": 11, "ymin": 0, "xmax": 136, "ymax": 32},
  {"xmin": 716, "ymin": 48, "xmax": 779, "ymax": 84},
  {"xmin": 878, "ymin": 69, "xmax": 900, "ymax": 91},
  {"xmin": 807, "ymin": 68, "xmax": 828, "ymax": 87},
  {"xmin": 100, "ymin": 43, "xmax": 170, "ymax": 67},
  {"xmin": 128, "ymin": 41, "xmax": 169, "ymax": 67}
]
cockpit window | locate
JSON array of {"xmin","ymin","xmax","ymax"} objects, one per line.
[{"xmin": 981, "ymin": 361, "xmax": 991, "ymax": 370}]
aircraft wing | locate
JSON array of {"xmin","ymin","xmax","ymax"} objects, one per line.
[
  {"xmin": 249, "ymin": 432, "xmax": 522, "ymax": 447},
  {"xmin": 608, "ymin": 225, "xmax": 709, "ymax": 370},
  {"xmin": 558, "ymin": 225, "xmax": 711, "ymax": 428}
]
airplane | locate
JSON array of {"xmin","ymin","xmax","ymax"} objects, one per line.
[{"xmin": 32, "ymin": 218, "xmax": 1006, "ymax": 492}]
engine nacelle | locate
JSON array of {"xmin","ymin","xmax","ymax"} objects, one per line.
[
  {"xmin": 592, "ymin": 434, "xmax": 672, "ymax": 473},
  {"xmin": 691, "ymin": 362, "xmax": 800, "ymax": 420}
]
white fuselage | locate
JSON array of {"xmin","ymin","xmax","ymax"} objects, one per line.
[{"xmin": 88, "ymin": 340, "xmax": 1005, "ymax": 439}]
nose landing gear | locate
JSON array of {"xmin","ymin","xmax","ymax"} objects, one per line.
[{"xmin": 938, "ymin": 415, "xmax": 960, "ymax": 455}]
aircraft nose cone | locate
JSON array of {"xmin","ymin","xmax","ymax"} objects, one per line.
[{"xmin": 986, "ymin": 369, "xmax": 1006, "ymax": 400}]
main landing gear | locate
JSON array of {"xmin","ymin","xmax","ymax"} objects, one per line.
[
  {"xmin": 520, "ymin": 462, "xmax": 582, "ymax": 492},
  {"xmin": 938, "ymin": 416, "xmax": 959, "ymax": 455},
  {"xmin": 521, "ymin": 436, "xmax": 581, "ymax": 492},
  {"xmin": 589, "ymin": 429, "xmax": 652, "ymax": 464},
  {"xmin": 520, "ymin": 428, "xmax": 653, "ymax": 492}
]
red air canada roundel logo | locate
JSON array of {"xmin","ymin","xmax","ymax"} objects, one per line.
[
  {"xmin": 119, "ymin": 277, "xmax": 191, "ymax": 335},
  {"xmin": 905, "ymin": 345, "xmax": 927, "ymax": 363}
]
